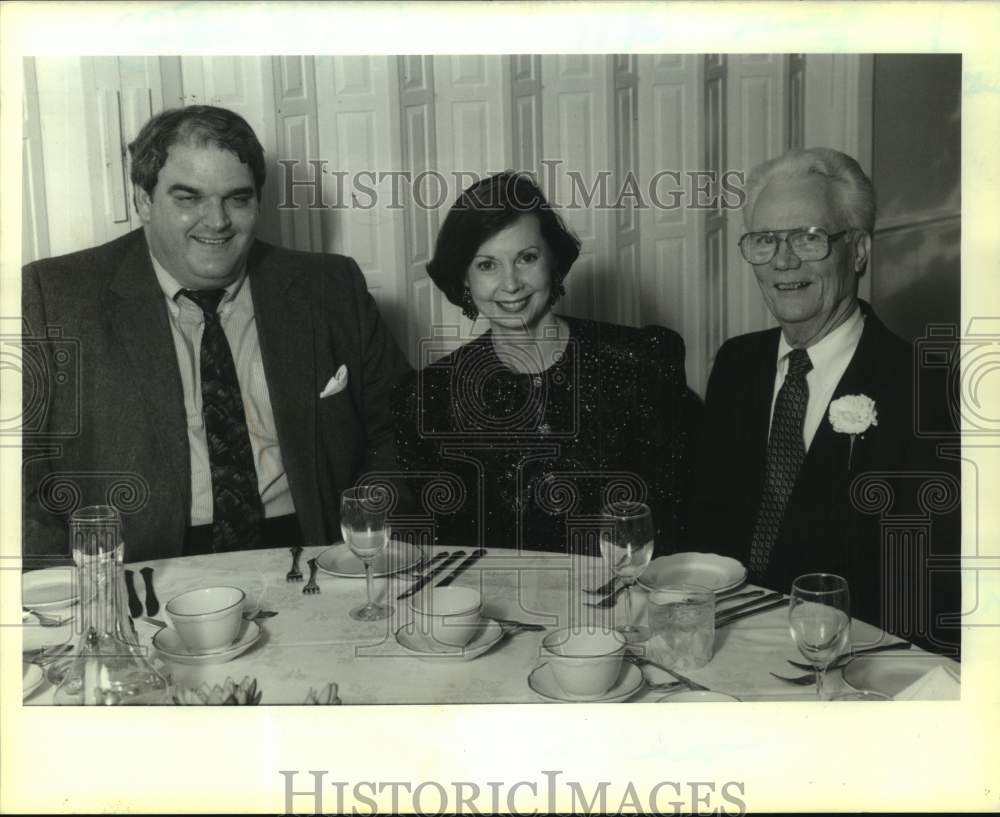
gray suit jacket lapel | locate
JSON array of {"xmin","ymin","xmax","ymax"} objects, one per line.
[{"xmin": 109, "ymin": 236, "xmax": 190, "ymax": 514}]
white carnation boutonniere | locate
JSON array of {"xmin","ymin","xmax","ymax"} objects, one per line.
[{"xmin": 828, "ymin": 394, "xmax": 878, "ymax": 469}]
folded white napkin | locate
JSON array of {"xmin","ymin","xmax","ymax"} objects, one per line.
[
  {"xmin": 319, "ymin": 364, "xmax": 348, "ymax": 399},
  {"xmin": 894, "ymin": 664, "xmax": 961, "ymax": 700}
]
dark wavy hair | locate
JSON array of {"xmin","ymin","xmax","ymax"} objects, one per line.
[
  {"xmin": 426, "ymin": 172, "xmax": 581, "ymax": 311},
  {"xmin": 128, "ymin": 105, "xmax": 266, "ymax": 198}
]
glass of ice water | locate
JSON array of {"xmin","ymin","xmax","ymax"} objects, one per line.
[{"xmin": 646, "ymin": 584, "xmax": 716, "ymax": 671}]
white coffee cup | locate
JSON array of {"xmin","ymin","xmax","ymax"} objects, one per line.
[
  {"xmin": 165, "ymin": 586, "xmax": 245, "ymax": 654},
  {"xmin": 541, "ymin": 626, "xmax": 626, "ymax": 697},
  {"xmin": 409, "ymin": 586, "xmax": 483, "ymax": 648}
]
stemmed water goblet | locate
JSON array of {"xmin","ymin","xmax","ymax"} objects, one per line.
[
  {"xmin": 788, "ymin": 573, "xmax": 851, "ymax": 700},
  {"xmin": 341, "ymin": 486, "xmax": 394, "ymax": 622},
  {"xmin": 599, "ymin": 501, "xmax": 655, "ymax": 642}
]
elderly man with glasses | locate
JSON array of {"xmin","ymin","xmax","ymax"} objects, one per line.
[{"xmin": 692, "ymin": 147, "xmax": 960, "ymax": 656}]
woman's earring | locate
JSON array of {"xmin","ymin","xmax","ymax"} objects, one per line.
[{"xmin": 460, "ymin": 287, "xmax": 479, "ymax": 321}]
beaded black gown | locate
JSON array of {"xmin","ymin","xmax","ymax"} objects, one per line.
[{"xmin": 392, "ymin": 316, "xmax": 701, "ymax": 556}]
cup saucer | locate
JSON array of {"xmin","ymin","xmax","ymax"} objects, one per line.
[
  {"xmin": 528, "ymin": 662, "xmax": 644, "ymax": 703},
  {"xmin": 153, "ymin": 620, "xmax": 261, "ymax": 665},
  {"xmin": 395, "ymin": 618, "xmax": 503, "ymax": 662}
]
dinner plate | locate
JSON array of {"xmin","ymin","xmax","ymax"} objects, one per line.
[
  {"xmin": 395, "ymin": 619, "xmax": 504, "ymax": 662},
  {"xmin": 657, "ymin": 689, "xmax": 741, "ymax": 702},
  {"xmin": 22, "ymin": 568, "xmax": 79, "ymax": 611},
  {"xmin": 637, "ymin": 552, "xmax": 747, "ymax": 594},
  {"xmin": 842, "ymin": 653, "xmax": 960, "ymax": 698},
  {"xmin": 153, "ymin": 620, "xmax": 261, "ymax": 665},
  {"xmin": 23, "ymin": 663, "xmax": 44, "ymax": 700},
  {"xmin": 528, "ymin": 662, "xmax": 644, "ymax": 703},
  {"xmin": 21, "ymin": 615, "xmax": 74, "ymax": 654},
  {"xmin": 316, "ymin": 540, "xmax": 424, "ymax": 578}
]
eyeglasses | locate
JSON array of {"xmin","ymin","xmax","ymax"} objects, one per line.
[{"xmin": 738, "ymin": 227, "xmax": 849, "ymax": 264}]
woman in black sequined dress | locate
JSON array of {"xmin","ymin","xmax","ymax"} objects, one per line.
[{"xmin": 392, "ymin": 173, "xmax": 701, "ymax": 555}]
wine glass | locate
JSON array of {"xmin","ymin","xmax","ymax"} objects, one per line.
[
  {"xmin": 340, "ymin": 486, "xmax": 394, "ymax": 621},
  {"xmin": 788, "ymin": 573, "xmax": 851, "ymax": 700},
  {"xmin": 599, "ymin": 501, "xmax": 655, "ymax": 642}
]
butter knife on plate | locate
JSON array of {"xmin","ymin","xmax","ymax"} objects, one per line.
[{"xmin": 397, "ymin": 550, "xmax": 465, "ymax": 599}]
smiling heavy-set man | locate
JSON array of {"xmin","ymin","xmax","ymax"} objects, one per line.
[
  {"xmin": 691, "ymin": 147, "xmax": 960, "ymax": 655},
  {"xmin": 22, "ymin": 105, "xmax": 410, "ymax": 562}
]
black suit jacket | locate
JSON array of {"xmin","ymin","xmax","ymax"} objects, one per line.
[
  {"xmin": 692, "ymin": 302, "xmax": 960, "ymax": 654},
  {"xmin": 22, "ymin": 229, "xmax": 410, "ymax": 563}
]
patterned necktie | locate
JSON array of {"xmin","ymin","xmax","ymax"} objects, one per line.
[
  {"xmin": 748, "ymin": 347, "xmax": 813, "ymax": 581},
  {"xmin": 180, "ymin": 288, "xmax": 262, "ymax": 552}
]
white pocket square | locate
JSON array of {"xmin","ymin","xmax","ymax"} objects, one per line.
[{"xmin": 319, "ymin": 365, "xmax": 348, "ymax": 399}]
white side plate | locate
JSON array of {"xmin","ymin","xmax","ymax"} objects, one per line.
[
  {"xmin": 22, "ymin": 568, "xmax": 79, "ymax": 611},
  {"xmin": 637, "ymin": 552, "xmax": 747, "ymax": 594},
  {"xmin": 315, "ymin": 540, "xmax": 423, "ymax": 578}
]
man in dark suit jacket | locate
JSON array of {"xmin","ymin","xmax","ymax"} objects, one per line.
[
  {"xmin": 692, "ymin": 148, "xmax": 960, "ymax": 655},
  {"xmin": 23, "ymin": 105, "xmax": 410, "ymax": 563}
]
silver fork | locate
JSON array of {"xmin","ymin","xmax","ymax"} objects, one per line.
[
  {"xmin": 286, "ymin": 546, "xmax": 304, "ymax": 582},
  {"xmin": 303, "ymin": 558, "xmax": 320, "ymax": 594}
]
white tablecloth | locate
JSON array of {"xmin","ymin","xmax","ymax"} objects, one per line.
[{"xmin": 20, "ymin": 546, "xmax": 952, "ymax": 704}]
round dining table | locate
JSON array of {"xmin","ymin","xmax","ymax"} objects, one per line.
[{"xmin": 21, "ymin": 545, "xmax": 952, "ymax": 705}]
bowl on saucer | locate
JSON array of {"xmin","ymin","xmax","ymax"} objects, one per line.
[
  {"xmin": 165, "ymin": 586, "xmax": 246, "ymax": 654},
  {"xmin": 409, "ymin": 586, "xmax": 483, "ymax": 648},
  {"xmin": 540, "ymin": 626, "xmax": 627, "ymax": 698}
]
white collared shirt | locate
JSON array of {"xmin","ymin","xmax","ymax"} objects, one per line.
[
  {"xmin": 151, "ymin": 254, "xmax": 296, "ymax": 525},
  {"xmin": 770, "ymin": 305, "xmax": 865, "ymax": 451}
]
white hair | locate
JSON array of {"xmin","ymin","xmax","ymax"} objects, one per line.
[{"xmin": 743, "ymin": 147, "xmax": 876, "ymax": 234}]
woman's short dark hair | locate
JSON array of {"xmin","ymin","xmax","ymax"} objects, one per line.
[
  {"xmin": 427, "ymin": 172, "xmax": 581, "ymax": 308},
  {"xmin": 128, "ymin": 105, "xmax": 266, "ymax": 197}
]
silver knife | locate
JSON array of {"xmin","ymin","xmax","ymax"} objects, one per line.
[
  {"xmin": 397, "ymin": 550, "xmax": 464, "ymax": 599},
  {"xmin": 714, "ymin": 591, "xmax": 782, "ymax": 621},
  {"xmin": 436, "ymin": 548, "xmax": 486, "ymax": 587},
  {"xmin": 716, "ymin": 597, "xmax": 790, "ymax": 628}
]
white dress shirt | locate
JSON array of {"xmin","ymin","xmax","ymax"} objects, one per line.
[
  {"xmin": 151, "ymin": 255, "xmax": 296, "ymax": 525},
  {"xmin": 770, "ymin": 305, "xmax": 865, "ymax": 451}
]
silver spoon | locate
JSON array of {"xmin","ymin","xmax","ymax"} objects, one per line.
[
  {"xmin": 582, "ymin": 576, "xmax": 618, "ymax": 595},
  {"xmin": 770, "ymin": 671, "xmax": 823, "ymax": 686},
  {"xmin": 786, "ymin": 640, "xmax": 911, "ymax": 671},
  {"xmin": 583, "ymin": 583, "xmax": 627, "ymax": 608}
]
